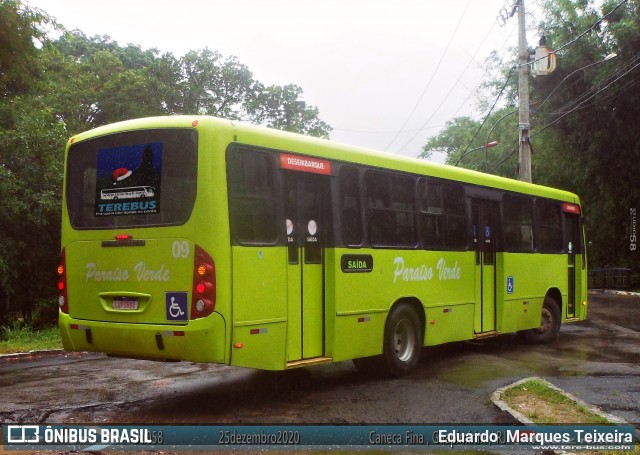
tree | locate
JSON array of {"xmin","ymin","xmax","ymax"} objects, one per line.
[
  {"xmin": 0, "ymin": 1, "xmax": 333, "ymax": 325},
  {"xmin": 0, "ymin": 0, "xmax": 54, "ymax": 96},
  {"xmin": 248, "ymin": 84, "xmax": 332, "ymax": 138},
  {"xmin": 48, "ymin": 33, "xmax": 332, "ymax": 137},
  {"xmin": 177, "ymin": 49, "xmax": 255, "ymax": 118},
  {"xmin": 421, "ymin": 0, "xmax": 640, "ymax": 270},
  {"xmin": 0, "ymin": 1, "xmax": 64, "ymax": 324},
  {"xmin": 419, "ymin": 109, "xmax": 519, "ymax": 177},
  {"xmin": 530, "ymin": 0, "xmax": 640, "ymax": 268}
]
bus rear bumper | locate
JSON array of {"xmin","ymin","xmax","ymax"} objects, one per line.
[{"xmin": 58, "ymin": 312, "xmax": 227, "ymax": 363}]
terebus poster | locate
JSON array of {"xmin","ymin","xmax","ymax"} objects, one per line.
[{"xmin": 94, "ymin": 143, "xmax": 162, "ymax": 217}]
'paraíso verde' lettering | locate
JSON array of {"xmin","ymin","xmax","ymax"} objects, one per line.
[
  {"xmin": 85, "ymin": 263, "xmax": 129, "ymax": 282},
  {"xmin": 393, "ymin": 257, "xmax": 462, "ymax": 283},
  {"xmin": 393, "ymin": 257, "xmax": 433, "ymax": 283},
  {"xmin": 436, "ymin": 258, "xmax": 461, "ymax": 280},
  {"xmin": 85, "ymin": 262, "xmax": 170, "ymax": 283}
]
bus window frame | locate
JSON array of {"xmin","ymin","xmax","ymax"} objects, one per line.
[
  {"xmin": 364, "ymin": 169, "xmax": 418, "ymax": 249},
  {"xmin": 226, "ymin": 146, "xmax": 280, "ymax": 247}
]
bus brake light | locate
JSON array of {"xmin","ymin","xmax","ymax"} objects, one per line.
[
  {"xmin": 191, "ymin": 245, "xmax": 216, "ymax": 319},
  {"xmin": 57, "ymin": 249, "xmax": 69, "ymax": 314}
]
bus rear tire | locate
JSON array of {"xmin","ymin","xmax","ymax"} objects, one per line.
[
  {"xmin": 381, "ymin": 303, "xmax": 422, "ymax": 378},
  {"xmin": 523, "ymin": 296, "xmax": 561, "ymax": 344}
]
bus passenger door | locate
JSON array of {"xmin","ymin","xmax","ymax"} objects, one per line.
[
  {"xmin": 284, "ymin": 172, "xmax": 328, "ymax": 361},
  {"xmin": 472, "ymin": 199, "xmax": 499, "ymax": 333},
  {"xmin": 565, "ymin": 212, "xmax": 582, "ymax": 319}
]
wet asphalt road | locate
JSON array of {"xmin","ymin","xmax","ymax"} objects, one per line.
[{"xmin": 0, "ymin": 294, "xmax": 638, "ymax": 433}]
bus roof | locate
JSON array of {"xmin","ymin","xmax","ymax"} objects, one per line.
[{"xmin": 68, "ymin": 115, "xmax": 580, "ymax": 205}]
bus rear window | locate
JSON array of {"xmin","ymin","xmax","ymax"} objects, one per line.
[{"xmin": 66, "ymin": 129, "xmax": 197, "ymax": 229}]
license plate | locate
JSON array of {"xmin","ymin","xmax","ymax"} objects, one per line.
[{"xmin": 112, "ymin": 299, "xmax": 139, "ymax": 310}]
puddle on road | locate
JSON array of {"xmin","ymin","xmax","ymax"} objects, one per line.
[{"xmin": 409, "ymin": 318, "xmax": 640, "ymax": 390}]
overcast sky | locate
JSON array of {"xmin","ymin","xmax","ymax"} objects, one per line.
[{"xmin": 27, "ymin": 0, "xmax": 539, "ymax": 161}]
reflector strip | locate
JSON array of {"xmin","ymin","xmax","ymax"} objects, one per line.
[
  {"xmin": 162, "ymin": 331, "xmax": 185, "ymax": 337},
  {"xmin": 357, "ymin": 317, "xmax": 371, "ymax": 323},
  {"xmin": 250, "ymin": 328, "xmax": 268, "ymax": 335},
  {"xmin": 443, "ymin": 308, "xmax": 452, "ymax": 313},
  {"xmin": 70, "ymin": 324, "xmax": 89, "ymax": 331}
]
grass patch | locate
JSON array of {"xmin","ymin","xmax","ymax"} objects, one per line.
[
  {"xmin": 0, "ymin": 324, "xmax": 62, "ymax": 354},
  {"xmin": 502, "ymin": 378, "xmax": 609, "ymax": 424},
  {"xmin": 502, "ymin": 378, "xmax": 639, "ymax": 454}
]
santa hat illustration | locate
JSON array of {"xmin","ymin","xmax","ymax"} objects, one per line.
[{"xmin": 112, "ymin": 167, "xmax": 132, "ymax": 183}]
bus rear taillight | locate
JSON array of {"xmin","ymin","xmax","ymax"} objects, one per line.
[
  {"xmin": 57, "ymin": 249, "xmax": 69, "ymax": 314},
  {"xmin": 191, "ymin": 245, "xmax": 216, "ymax": 319}
]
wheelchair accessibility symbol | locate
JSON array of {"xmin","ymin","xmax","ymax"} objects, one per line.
[
  {"xmin": 507, "ymin": 276, "xmax": 514, "ymax": 294},
  {"xmin": 166, "ymin": 292, "xmax": 188, "ymax": 321}
]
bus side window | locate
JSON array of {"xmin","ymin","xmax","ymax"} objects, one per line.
[
  {"xmin": 339, "ymin": 166, "xmax": 363, "ymax": 246},
  {"xmin": 419, "ymin": 178, "xmax": 444, "ymax": 248},
  {"xmin": 535, "ymin": 199, "xmax": 563, "ymax": 253},
  {"xmin": 365, "ymin": 170, "xmax": 416, "ymax": 247},
  {"xmin": 227, "ymin": 149, "xmax": 278, "ymax": 245},
  {"xmin": 503, "ymin": 195, "xmax": 534, "ymax": 252},
  {"xmin": 442, "ymin": 183, "xmax": 466, "ymax": 249}
]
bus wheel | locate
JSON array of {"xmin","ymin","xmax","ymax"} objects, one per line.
[
  {"xmin": 523, "ymin": 296, "xmax": 561, "ymax": 344},
  {"xmin": 382, "ymin": 303, "xmax": 422, "ymax": 377}
]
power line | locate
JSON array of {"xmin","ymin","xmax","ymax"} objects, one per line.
[
  {"xmin": 536, "ymin": 54, "xmax": 618, "ymax": 110},
  {"xmin": 396, "ymin": 19, "xmax": 500, "ymax": 155},
  {"xmin": 488, "ymin": 51, "xmax": 640, "ymax": 173},
  {"xmin": 531, "ymin": 53, "xmax": 640, "ymax": 138},
  {"xmin": 523, "ymin": 0, "xmax": 630, "ymax": 69},
  {"xmin": 469, "ymin": 0, "xmax": 631, "ymax": 173},
  {"xmin": 457, "ymin": 66, "xmax": 515, "ymax": 161},
  {"xmin": 489, "ymin": 142, "xmax": 518, "ymax": 173},
  {"xmin": 332, "ymin": 124, "xmax": 445, "ymax": 135},
  {"xmin": 537, "ymin": 50, "xmax": 640, "ymax": 119},
  {"xmin": 448, "ymin": 20, "xmax": 518, "ymax": 120},
  {"xmin": 384, "ymin": 0, "xmax": 471, "ymax": 151}
]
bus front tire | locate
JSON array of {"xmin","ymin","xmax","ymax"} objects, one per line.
[
  {"xmin": 381, "ymin": 303, "xmax": 422, "ymax": 378},
  {"xmin": 523, "ymin": 296, "xmax": 561, "ymax": 344}
]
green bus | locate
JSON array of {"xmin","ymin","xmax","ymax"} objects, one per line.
[{"xmin": 58, "ymin": 116, "xmax": 587, "ymax": 377}]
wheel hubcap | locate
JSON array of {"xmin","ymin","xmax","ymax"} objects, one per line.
[{"xmin": 393, "ymin": 318, "xmax": 415, "ymax": 362}]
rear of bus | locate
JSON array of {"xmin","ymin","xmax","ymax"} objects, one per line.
[{"xmin": 58, "ymin": 117, "xmax": 232, "ymax": 363}]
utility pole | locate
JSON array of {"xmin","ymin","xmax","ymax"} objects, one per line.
[{"xmin": 517, "ymin": 0, "xmax": 532, "ymax": 182}]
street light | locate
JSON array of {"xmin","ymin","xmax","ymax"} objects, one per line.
[{"xmin": 453, "ymin": 141, "xmax": 499, "ymax": 167}]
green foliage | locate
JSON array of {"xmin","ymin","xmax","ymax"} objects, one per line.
[
  {"xmin": 419, "ymin": 109, "xmax": 519, "ymax": 177},
  {"xmin": 0, "ymin": 1, "xmax": 332, "ymax": 326},
  {"xmin": 531, "ymin": 0, "xmax": 640, "ymax": 267},
  {"xmin": 0, "ymin": 0, "xmax": 56, "ymax": 95},
  {"xmin": 248, "ymin": 84, "xmax": 332, "ymax": 138},
  {"xmin": 0, "ymin": 323, "xmax": 62, "ymax": 354},
  {"xmin": 422, "ymin": 0, "xmax": 640, "ymax": 269}
]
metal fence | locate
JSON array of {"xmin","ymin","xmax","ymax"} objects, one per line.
[{"xmin": 588, "ymin": 268, "xmax": 631, "ymax": 290}]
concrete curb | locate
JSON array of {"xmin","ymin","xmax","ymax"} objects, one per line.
[
  {"xmin": 492, "ymin": 376, "xmax": 633, "ymax": 455},
  {"xmin": 0, "ymin": 349, "xmax": 66, "ymax": 360},
  {"xmin": 492, "ymin": 376, "xmax": 630, "ymax": 425},
  {"xmin": 588, "ymin": 289, "xmax": 640, "ymax": 296}
]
